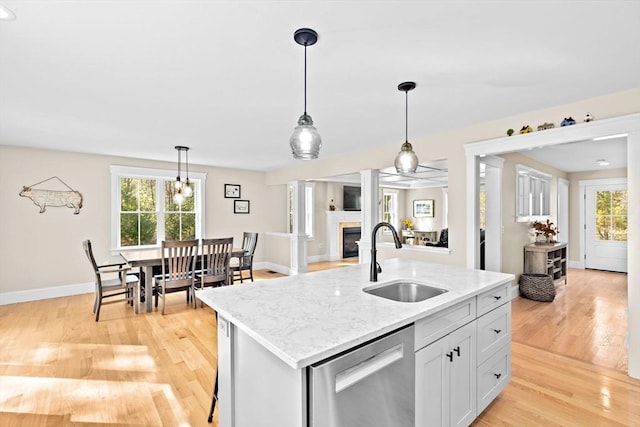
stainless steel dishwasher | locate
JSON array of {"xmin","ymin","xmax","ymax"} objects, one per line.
[{"xmin": 308, "ymin": 324, "xmax": 415, "ymax": 427}]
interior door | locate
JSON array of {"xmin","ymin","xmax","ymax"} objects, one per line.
[{"xmin": 585, "ymin": 183, "xmax": 628, "ymax": 272}]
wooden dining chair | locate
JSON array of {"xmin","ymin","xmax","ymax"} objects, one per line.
[
  {"xmin": 154, "ymin": 239, "xmax": 198, "ymax": 315},
  {"xmin": 195, "ymin": 237, "xmax": 234, "ymax": 306},
  {"xmin": 230, "ymin": 232, "xmax": 258, "ymax": 283},
  {"xmin": 82, "ymin": 240, "xmax": 138, "ymax": 322}
]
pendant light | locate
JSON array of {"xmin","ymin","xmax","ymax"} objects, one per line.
[
  {"xmin": 290, "ymin": 28, "xmax": 322, "ymax": 160},
  {"xmin": 394, "ymin": 81, "xmax": 419, "ymax": 173},
  {"xmin": 183, "ymin": 147, "xmax": 193, "ymax": 197},
  {"xmin": 173, "ymin": 146, "xmax": 191, "ymax": 204}
]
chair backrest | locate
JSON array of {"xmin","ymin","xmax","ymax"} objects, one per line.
[
  {"xmin": 201, "ymin": 237, "xmax": 233, "ymax": 281},
  {"xmin": 82, "ymin": 240, "xmax": 99, "ymax": 273},
  {"xmin": 161, "ymin": 239, "xmax": 199, "ymax": 288},
  {"xmin": 240, "ymin": 232, "xmax": 258, "ymax": 268}
]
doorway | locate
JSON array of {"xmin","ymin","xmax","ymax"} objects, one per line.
[{"xmin": 582, "ymin": 179, "xmax": 628, "ymax": 273}]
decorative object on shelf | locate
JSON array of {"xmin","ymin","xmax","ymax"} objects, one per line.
[
  {"xmin": 394, "ymin": 81, "xmax": 419, "ymax": 173},
  {"xmin": 234, "ymin": 199, "xmax": 250, "ymax": 214},
  {"xmin": 290, "ymin": 28, "xmax": 322, "ymax": 160},
  {"xmin": 519, "ymin": 273, "xmax": 555, "ymax": 302},
  {"xmin": 401, "ymin": 218, "xmax": 414, "ymax": 230},
  {"xmin": 224, "ymin": 183, "xmax": 241, "ymax": 198},
  {"xmin": 560, "ymin": 117, "xmax": 576, "ymax": 126},
  {"xmin": 506, "ymin": 128, "xmax": 514, "ymax": 136},
  {"xmin": 519, "ymin": 125, "xmax": 533, "ymax": 134},
  {"xmin": 413, "ymin": 199, "xmax": 434, "ymax": 217},
  {"xmin": 329, "ymin": 199, "xmax": 336, "ymax": 211},
  {"xmin": 19, "ymin": 176, "xmax": 83, "ymax": 214},
  {"xmin": 536, "ymin": 122, "xmax": 555, "ymax": 131},
  {"xmin": 173, "ymin": 146, "xmax": 193, "ymax": 204},
  {"xmin": 584, "ymin": 112, "xmax": 594, "ymax": 122},
  {"xmin": 532, "ymin": 219, "xmax": 557, "ymax": 244}
]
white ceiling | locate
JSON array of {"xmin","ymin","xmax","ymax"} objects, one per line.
[{"xmin": 1, "ymin": 1, "xmax": 638, "ymax": 172}]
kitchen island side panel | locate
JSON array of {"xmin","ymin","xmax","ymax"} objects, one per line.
[{"xmin": 220, "ymin": 319, "xmax": 307, "ymax": 427}]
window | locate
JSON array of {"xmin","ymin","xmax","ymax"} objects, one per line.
[
  {"xmin": 111, "ymin": 166, "xmax": 206, "ymax": 250},
  {"xmin": 516, "ymin": 164, "xmax": 551, "ymax": 222},
  {"xmin": 442, "ymin": 187, "xmax": 449, "ymax": 229},
  {"xmin": 382, "ymin": 189, "xmax": 398, "ymax": 230},
  {"xmin": 595, "ymin": 189, "xmax": 628, "ymax": 241}
]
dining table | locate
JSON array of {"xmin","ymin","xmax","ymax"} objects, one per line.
[{"xmin": 121, "ymin": 246, "xmax": 246, "ymax": 313}]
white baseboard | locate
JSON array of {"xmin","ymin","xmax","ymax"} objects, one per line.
[
  {"xmin": 0, "ymin": 282, "xmax": 94, "ymax": 306},
  {"xmin": 568, "ymin": 260, "xmax": 584, "ymax": 269},
  {"xmin": 307, "ymin": 254, "xmax": 329, "ymax": 263},
  {"xmin": 257, "ymin": 262, "xmax": 291, "ymax": 276}
]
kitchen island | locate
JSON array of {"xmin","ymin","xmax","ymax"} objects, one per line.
[{"xmin": 196, "ymin": 259, "xmax": 514, "ymax": 427}]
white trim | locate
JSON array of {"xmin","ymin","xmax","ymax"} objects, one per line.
[{"xmin": 1, "ymin": 282, "xmax": 94, "ymax": 305}]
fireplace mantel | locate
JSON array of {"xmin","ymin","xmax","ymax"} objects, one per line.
[{"xmin": 326, "ymin": 211, "xmax": 362, "ymax": 261}]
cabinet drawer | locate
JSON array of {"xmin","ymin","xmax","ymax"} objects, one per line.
[
  {"xmin": 415, "ymin": 299, "xmax": 476, "ymax": 351},
  {"xmin": 477, "ymin": 343, "xmax": 510, "ymax": 415},
  {"xmin": 477, "ymin": 283, "xmax": 510, "ymax": 316},
  {"xmin": 477, "ymin": 303, "xmax": 511, "ymax": 365}
]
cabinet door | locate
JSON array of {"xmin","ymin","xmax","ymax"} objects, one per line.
[
  {"xmin": 448, "ymin": 322, "xmax": 477, "ymax": 427},
  {"xmin": 415, "ymin": 335, "xmax": 448, "ymax": 427},
  {"xmin": 416, "ymin": 322, "xmax": 477, "ymax": 427}
]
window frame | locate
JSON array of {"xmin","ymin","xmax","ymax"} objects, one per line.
[{"xmin": 110, "ymin": 165, "xmax": 206, "ymax": 251}]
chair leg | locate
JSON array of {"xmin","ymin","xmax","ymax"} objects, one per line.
[
  {"xmin": 249, "ymin": 267, "xmax": 254, "ymax": 282},
  {"xmin": 95, "ymin": 293, "xmax": 102, "ymax": 322},
  {"xmin": 207, "ymin": 365, "xmax": 218, "ymax": 422}
]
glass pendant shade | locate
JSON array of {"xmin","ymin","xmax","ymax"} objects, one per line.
[
  {"xmin": 183, "ymin": 178, "xmax": 193, "ymax": 197},
  {"xmin": 173, "ymin": 188, "xmax": 185, "ymax": 204},
  {"xmin": 395, "ymin": 141, "xmax": 419, "ymax": 173},
  {"xmin": 290, "ymin": 113, "xmax": 322, "ymax": 160}
]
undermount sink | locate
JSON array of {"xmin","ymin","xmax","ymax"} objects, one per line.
[{"xmin": 363, "ymin": 280, "xmax": 448, "ymax": 303}]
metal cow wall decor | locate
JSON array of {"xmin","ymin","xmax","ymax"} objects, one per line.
[{"xmin": 19, "ymin": 176, "xmax": 83, "ymax": 214}]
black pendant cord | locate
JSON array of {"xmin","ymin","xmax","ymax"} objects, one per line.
[
  {"xmin": 304, "ymin": 43, "xmax": 308, "ymax": 115},
  {"xmin": 405, "ymin": 90, "xmax": 409, "ymax": 143},
  {"xmin": 177, "ymin": 149, "xmax": 181, "ymax": 179},
  {"xmin": 185, "ymin": 149, "xmax": 189, "ymax": 179}
]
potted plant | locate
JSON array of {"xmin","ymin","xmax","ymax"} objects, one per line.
[{"xmin": 532, "ymin": 219, "xmax": 558, "ymax": 244}]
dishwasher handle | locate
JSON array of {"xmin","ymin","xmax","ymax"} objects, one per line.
[{"xmin": 335, "ymin": 343, "xmax": 405, "ymax": 393}]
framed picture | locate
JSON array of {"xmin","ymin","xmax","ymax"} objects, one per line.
[
  {"xmin": 413, "ymin": 199, "xmax": 434, "ymax": 217},
  {"xmin": 234, "ymin": 199, "xmax": 250, "ymax": 214},
  {"xmin": 225, "ymin": 184, "xmax": 240, "ymax": 198}
]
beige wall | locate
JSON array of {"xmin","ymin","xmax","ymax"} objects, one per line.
[
  {"xmin": 405, "ymin": 187, "xmax": 445, "ymax": 233},
  {"xmin": 0, "ymin": 146, "xmax": 281, "ymax": 294},
  {"xmin": 499, "ymin": 152, "xmax": 568, "ymax": 276}
]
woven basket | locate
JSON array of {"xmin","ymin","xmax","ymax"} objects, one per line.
[{"xmin": 519, "ymin": 273, "xmax": 555, "ymax": 302}]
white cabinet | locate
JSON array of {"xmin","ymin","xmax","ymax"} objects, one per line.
[
  {"xmin": 415, "ymin": 321, "xmax": 477, "ymax": 427},
  {"xmin": 415, "ymin": 283, "xmax": 512, "ymax": 427}
]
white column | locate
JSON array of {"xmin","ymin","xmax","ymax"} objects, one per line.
[
  {"xmin": 466, "ymin": 154, "xmax": 480, "ymax": 269},
  {"xmin": 627, "ymin": 129, "xmax": 640, "ymax": 379},
  {"xmin": 483, "ymin": 156, "xmax": 504, "ymax": 272},
  {"xmin": 359, "ymin": 169, "xmax": 379, "ymax": 264},
  {"xmin": 289, "ymin": 181, "xmax": 308, "ymax": 275}
]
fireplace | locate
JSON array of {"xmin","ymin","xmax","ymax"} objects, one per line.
[{"xmin": 342, "ymin": 226, "xmax": 361, "ymax": 259}]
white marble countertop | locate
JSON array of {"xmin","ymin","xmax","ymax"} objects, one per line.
[{"xmin": 196, "ymin": 259, "xmax": 514, "ymax": 369}]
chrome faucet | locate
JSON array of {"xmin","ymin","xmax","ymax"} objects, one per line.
[{"xmin": 370, "ymin": 222, "xmax": 403, "ymax": 282}]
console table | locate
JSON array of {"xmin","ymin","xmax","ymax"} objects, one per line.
[{"xmin": 523, "ymin": 242, "xmax": 567, "ymax": 286}]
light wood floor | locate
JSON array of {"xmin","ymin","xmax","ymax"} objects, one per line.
[{"xmin": 1, "ymin": 265, "xmax": 638, "ymax": 426}]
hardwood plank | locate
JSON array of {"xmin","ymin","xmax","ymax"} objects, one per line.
[{"xmin": 1, "ymin": 265, "xmax": 637, "ymax": 426}]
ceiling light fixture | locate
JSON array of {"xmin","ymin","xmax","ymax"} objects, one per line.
[
  {"xmin": 290, "ymin": 28, "xmax": 322, "ymax": 160},
  {"xmin": 173, "ymin": 146, "xmax": 192, "ymax": 204},
  {"xmin": 394, "ymin": 81, "xmax": 419, "ymax": 173},
  {"xmin": 596, "ymin": 159, "xmax": 610, "ymax": 166},
  {"xmin": 0, "ymin": 4, "xmax": 16, "ymax": 21}
]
